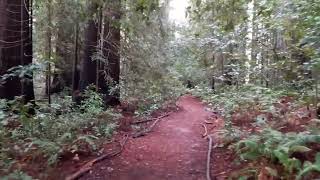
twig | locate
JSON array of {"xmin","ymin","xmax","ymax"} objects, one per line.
[
  {"xmin": 65, "ymin": 134, "xmax": 129, "ymax": 180},
  {"xmin": 206, "ymin": 135, "xmax": 213, "ymax": 180},
  {"xmin": 201, "ymin": 123, "xmax": 208, "ymax": 137},
  {"xmin": 133, "ymin": 112, "xmax": 172, "ymax": 138}
]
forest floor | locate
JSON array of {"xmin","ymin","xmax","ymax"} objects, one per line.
[{"xmin": 63, "ymin": 95, "xmax": 226, "ymax": 180}]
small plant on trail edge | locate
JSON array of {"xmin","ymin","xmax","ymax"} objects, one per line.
[{"xmin": 79, "ymin": 86, "xmax": 104, "ymax": 116}]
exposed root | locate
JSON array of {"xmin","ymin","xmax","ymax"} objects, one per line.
[
  {"xmin": 65, "ymin": 134, "xmax": 129, "ymax": 180},
  {"xmin": 201, "ymin": 123, "xmax": 208, "ymax": 137},
  {"xmin": 133, "ymin": 112, "xmax": 172, "ymax": 138},
  {"xmin": 206, "ymin": 135, "xmax": 213, "ymax": 180}
]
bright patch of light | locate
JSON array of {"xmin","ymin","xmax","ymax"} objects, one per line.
[
  {"xmin": 245, "ymin": 1, "xmax": 254, "ymax": 84},
  {"xmin": 169, "ymin": 0, "xmax": 188, "ymax": 25}
]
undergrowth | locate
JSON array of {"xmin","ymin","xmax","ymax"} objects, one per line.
[
  {"xmin": 121, "ymin": 75, "xmax": 185, "ymax": 116},
  {"xmin": 235, "ymin": 129, "xmax": 320, "ymax": 179},
  {"xmin": 0, "ymin": 87, "xmax": 120, "ymax": 179},
  {"xmin": 191, "ymin": 84, "xmax": 320, "ymax": 179}
]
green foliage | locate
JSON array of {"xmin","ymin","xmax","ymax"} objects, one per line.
[
  {"xmin": 0, "ymin": 64, "xmax": 43, "ymax": 86},
  {"xmin": 191, "ymin": 84, "xmax": 288, "ymax": 125},
  {"xmin": 0, "ymin": 90, "xmax": 119, "ymax": 177},
  {"xmin": 1, "ymin": 170, "xmax": 33, "ymax": 180},
  {"xmin": 297, "ymin": 153, "xmax": 320, "ymax": 179},
  {"xmin": 80, "ymin": 86, "xmax": 104, "ymax": 116},
  {"xmin": 193, "ymin": 83, "xmax": 319, "ymax": 178},
  {"xmin": 139, "ymin": 77, "xmax": 184, "ymax": 115},
  {"xmin": 235, "ymin": 128, "xmax": 320, "ymax": 178}
]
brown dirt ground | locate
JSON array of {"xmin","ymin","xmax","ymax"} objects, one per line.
[{"xmin": 64, "ymin": 95, "xmax": 217, "ymax": 180}]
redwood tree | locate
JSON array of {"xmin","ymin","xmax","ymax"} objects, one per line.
[
  {"xmin": 79, "ymin": 2, "xmax": 98, "ymax": 92},
  {"xmin": 79, "ymin": 1, "xmax": 121, "ymax": 106}
]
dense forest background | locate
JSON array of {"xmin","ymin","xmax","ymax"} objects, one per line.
[{"xmin": 0, "ymin": 0, "xmax": 320, "ymax": 179}]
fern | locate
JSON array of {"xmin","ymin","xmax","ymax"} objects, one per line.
[
  {"xmin": 236, "ymin": 128, "xmax": 320, "ymax": 178},
  {"xmin": 297, "ymin": 153, "xmax": 320, "ymax": 180}
]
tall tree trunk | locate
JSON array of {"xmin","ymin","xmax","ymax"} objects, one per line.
[
  {"xmin": 0, "ymin": 0, "xmax": 34, "ymax": 102},
  {"xmin": 45, "ymin": 0, "xmax": 52, "ymax": 104},
  {"xmin": 79, "ymin": 2, "xmax": 98, "ymax": 91}
]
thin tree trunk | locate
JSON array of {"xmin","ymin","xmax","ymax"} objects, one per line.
[
  {"xmin": 46, "ymin": 0, "xmax": 52, "ymax": 104},
  {"xmin": 72, "ymin": 24, "xmax": 79, "ymax": 93}
]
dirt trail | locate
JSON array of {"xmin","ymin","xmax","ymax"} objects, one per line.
[{"xmin": 80, "ymin": 95, "xmax": 215, "ymax": 180}]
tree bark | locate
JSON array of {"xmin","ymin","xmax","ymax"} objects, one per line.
[
  {"xmin": 45, "ymin": 0, "xmax": 52, "ymax": 104},
  {"xmin": 79, "ymin": 2, "xmax": 98, "ymax": 92}
]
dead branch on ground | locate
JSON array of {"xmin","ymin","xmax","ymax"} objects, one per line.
[
  {"xmin": 132, "ymin": 112, "xmax": 172, "ymax": 138},
  {"xmin": 201, "ymin": 122, "xmax": 214, "ymax": 180},
  {"xmin": 204, "ymin": 120, "xmax": 214, "ymax": 124},
  {"xmin": 65, "ymin": 134, "xmax": 129, "ymax": 180},
  {"xmin": 131, "ymin": 112, "xmax": 171, "ymax": 124},
  {"xmin": 201, "ymin": 123, "xmax": 208, "ymax": 137},
  {"xmin": 206, "ymin": 135, "xmax": 213, "ymax": 180}
]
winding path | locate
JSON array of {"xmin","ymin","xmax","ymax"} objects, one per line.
[{"xmin": 81, "ymin": 95, "xmax": 215, "ymax": 180}]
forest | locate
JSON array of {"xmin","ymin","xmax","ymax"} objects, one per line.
[{"xmin": 0, "ymin": 0, "xmax": 320, "ymax": 179}]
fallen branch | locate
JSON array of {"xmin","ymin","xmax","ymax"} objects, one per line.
[
  {"xmin": 201, "ymin": 123, "xmax": 208, "ymax": 137},
  {"xmin": 133, "ymin": 112, "xmax": 172, "ymax": 138},
  {"xmin": 201, "ymin": 122, "xmax": 213, "ymax": 180},
  {"xmin": 131, "ymin": 112, "xmax": 171, "ymax": 124},
  {"xmin": 206, "ymin": 135, "xmax": 213, "ymax": 180},
  {"xmin": 131, "ymin": 118, "xmax": 153, "ymax": 124},
  {"xmin": 65, "ymin": 134, "xmax": 129, "ymax": 180},
  {"xmin": 204, "ymin": 120, "xmax": 214, "ymax": 124}
]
